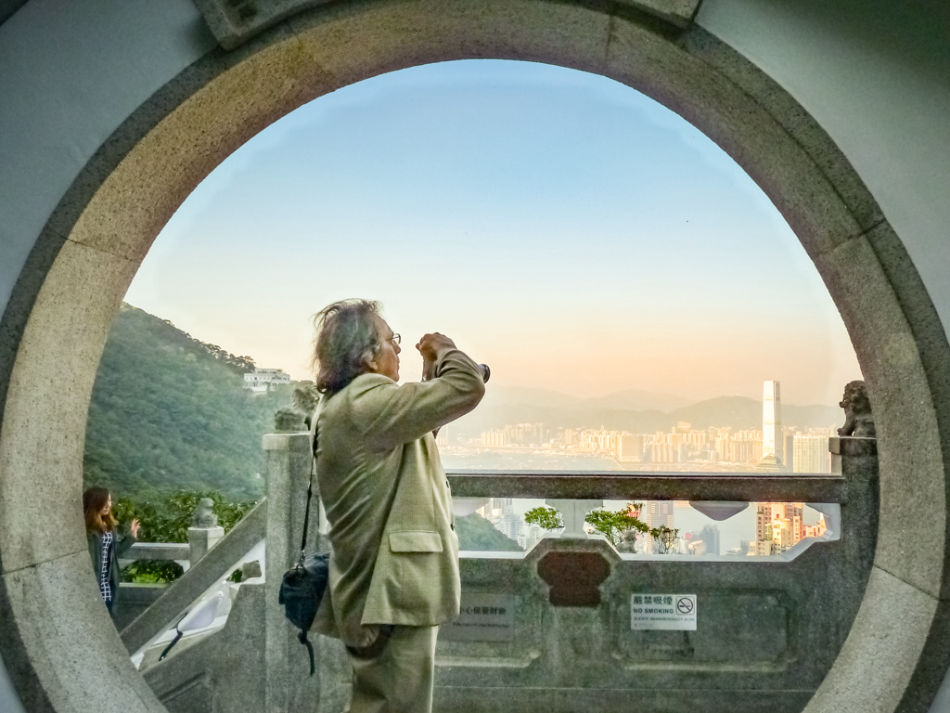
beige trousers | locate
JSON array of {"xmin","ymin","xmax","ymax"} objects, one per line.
[{"xmin": 346, "ymin": 625, "xmax": 438, "ymax": 713}]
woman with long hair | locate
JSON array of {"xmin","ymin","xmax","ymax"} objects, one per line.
[{"xmin": 83, "ymin": 486, "xmax": 140, "ymax": 618}]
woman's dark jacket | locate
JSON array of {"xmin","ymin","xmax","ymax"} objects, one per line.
[{"xmin": 86, "ymin": 527, "xmax": 136, "ymax": 613}]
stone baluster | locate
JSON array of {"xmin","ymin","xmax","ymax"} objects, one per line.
[
  {"xmin": 262, "ymin": 408, "xmax": 319, "ymax": 713},
  {"xmin": 187, "ymin": 497, "xmax": 225, "ymax": 564},
  {"xmin": 545, "ymin": 499, "xmax": 603, "ymax": 538}
]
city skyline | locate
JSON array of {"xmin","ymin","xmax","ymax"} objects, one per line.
[
  {"xmin": 446, "ymin": 378, "xmax": 833, "ymax": 553},
  {"xmin": 439, "ymin": 379, "xmax": 835, "ymax": 473},
  {"xmin": 125, "ymin": 59, "xmax": 861, "ymax": 404}
]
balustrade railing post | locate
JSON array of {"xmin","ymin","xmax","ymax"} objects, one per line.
[
  {"xmin": 831, "ymin": 433, "xmax": 879, "ymax": 573},
  {"xmin": 187, "ymin": 496, "xmax": 225, "ymax": 565},
  {"xmin": 546, "ymin": 498, "xmax": 603, "ymax": 538},
  {"xmin": 830, "ymin": 379, "xmax": 879, "ymax": 578},
  {"xmin": 262, "ymin": 409, "xmax": 319, "ymax": 713}
]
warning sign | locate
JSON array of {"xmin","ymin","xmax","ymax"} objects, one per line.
[
  {"xmin": 630, "ymin": 593, "xmax": 697, "ymax": 631},
  {"xmin": 442, "ymin": 593, "xmax": 515, "ymax": 642}
]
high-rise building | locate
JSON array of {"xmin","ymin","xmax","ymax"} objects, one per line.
[
  {"xmin": 783, "ymin": 431, "xmax": 796, "ymax": 471},
  {"xmin": 642, "ymin": 501, "xmax": 675, "ymax": 553},
  {"xmin": 754, "ymin": 502, "xmax": 806, "ymax": 554},
  {"xmin": 617, "ymin": 433, "xmax": 644, "ymax": 462},
  {"xmin": 754, "ymin": 504, "xmax": 775, "ymax": 555},
  {"xmin": 793, "ymin": 434, "xmax": 832, "ymax": 473},
  {"xmin": 762, "ymin": 380, "xmax": 784, "ymax": 467},
  {"xmin": 686, "ymin": 525, "xmax": 721, "ymax": 556}
]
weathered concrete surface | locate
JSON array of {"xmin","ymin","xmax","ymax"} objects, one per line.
[
  {"xmin": 144, "ymin": 584, "xmax": 266, "ymax": 713},
  {"xmin": 1, "ymin": 551, "xmax": 165, "ymax": 713}
]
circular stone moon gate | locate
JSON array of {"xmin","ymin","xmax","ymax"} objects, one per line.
[{"xmin": 1, "ymin": 2, "xmax": 948, "ymax": 713}]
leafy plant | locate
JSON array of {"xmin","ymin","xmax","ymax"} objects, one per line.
[
  {"xmin": 584, "ymin": 502, "xmax": 648, "ymax": 545},
  {"xmin": 113, "ymin": 489, "xmax": 257, "ymax": 584},
  {"xmin": 121, "ymin": 560, "xmax": 183, "ymax": 584},
  {"xmin": 525, "ymin": 502, "xmax": 680, "ymax": 552},
  {"xmin": 653, "ymin": 525, "xmax": 680, "ymax": 554},
  {"xmin": 524, "ymin": 506, "xmax": 564, "ymax": 531},
  {"xmin": 113, "ymin": 489, "xmax": 257, "ymax": 544}
]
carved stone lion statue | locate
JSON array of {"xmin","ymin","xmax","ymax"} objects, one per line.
[
  {"xmin": 192, "ymin": 497, "xmax": 219, "ymax": 528},
  {"xmin": 274, "ymin": 407, "xmax": 306, "ymax": 433},
  {"xmin": 838, "ymin": 380, "xmax": 876, "ymax": 437}
]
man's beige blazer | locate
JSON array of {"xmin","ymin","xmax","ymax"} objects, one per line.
[{"xmin": 312, "ymin": 349, "xmax": 485, "ymax": 647}]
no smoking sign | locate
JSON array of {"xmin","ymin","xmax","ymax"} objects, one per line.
[{"xmin": 630, "ymin": 593, "xmax": 697, "ymax": 631}]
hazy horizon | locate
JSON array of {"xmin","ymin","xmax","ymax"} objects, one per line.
[{"xmin": 125, "ymin": 59, "xmax": 861, "ymax": 406}]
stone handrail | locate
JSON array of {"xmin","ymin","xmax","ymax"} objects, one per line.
[
  {"xmin": 119, "ymin": 498, "xmax": 267, "ymax": 653},
  {"xmin": 446, "ymin": 470, "xmax": 847, "ymax": 502}
]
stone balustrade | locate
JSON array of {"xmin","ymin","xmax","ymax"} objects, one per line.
[
  {"xmin": 113, "ymin": 507, "xmax": 241, "ymax": 629},
  {"xmin": 132, "ymin": 426, "xmax": 877, "ymax": 713},
  {"xmin": 119, "ymin": 501, "xmax": 267, "ymax": 652}
]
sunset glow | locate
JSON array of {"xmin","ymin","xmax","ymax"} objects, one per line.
[{"xmin": 126, "ymin": 59, "xmax": 860, "ymax": 406}]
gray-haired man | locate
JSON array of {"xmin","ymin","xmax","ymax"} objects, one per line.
[{"xmin": 309, "ymin": 299, "xmax": 486, "ymax": 712}]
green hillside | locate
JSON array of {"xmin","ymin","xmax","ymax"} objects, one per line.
[
  {"xmin": 455, "ymin": 513, "xmax": 522, "ymax": 551},
  {"xmin": 84, "ymin": 304, "xmax": 289, "ymax": 500}
]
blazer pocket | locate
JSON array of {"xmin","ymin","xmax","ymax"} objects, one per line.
[{"xmin": 388, "ymin": 530, "xmax": 444, "ymax": 553}]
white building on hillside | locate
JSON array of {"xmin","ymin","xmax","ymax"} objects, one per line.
[{"xmin": 243, "ymin": 368, "xmax": 290, "ymax": 393}]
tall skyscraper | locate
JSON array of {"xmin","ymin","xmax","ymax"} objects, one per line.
[
  {"xmin": 642, "ymin": 501, "xmax": 675, "ymax": 553},
  {"xmin": 762, "ymin": 380, "xmax": 784, "ymax": 467},
  {"xmin": 793, "ymin": 434, "xmax": 832, "ymax": 473}
]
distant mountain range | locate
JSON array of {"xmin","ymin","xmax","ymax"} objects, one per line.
[
  {"xmin": 87, "ymin": 305, "xmax": 842, "ymax": 493},
  {"xmin": 451, "ymin": 384, "xmax": 841, "ymax": 436}
]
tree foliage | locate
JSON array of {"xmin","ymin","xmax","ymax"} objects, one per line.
[
  {"xmin": 84, "ymin": 303, "xmax": 293, "ymax": 500},
  {"xmin": 113, "ymin": 489, "xmax": 257, "ymax": 543},
  {"xmin": 584, "ymin": 504, "xmax": 649, "ymax": 545},
  {"xmin": 115, "ymin": 489, "xmax": 257, "ymax": 583},
  {"xmin": 524, "ymin": 506, "xmax": 564, "ymax": 531},
  {"xmin": 653, "ymin": 525, "xmax": 679, "ymax": 554},
  {"xmin": 525, "ymin": 502, "xmax": 680, "ymax": 551},
  {"xmin": 121, "ymin": 560, "xmax": 184, "ymax": 584}
]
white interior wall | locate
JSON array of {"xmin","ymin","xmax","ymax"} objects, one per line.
[{"xmin": 0, "ymin": 0, "xmax": 213, "ymax": 310}]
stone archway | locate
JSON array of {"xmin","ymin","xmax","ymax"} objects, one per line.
[{"xmin": 0, "ymin": 2, "xmax": 947, "ymax": 712}]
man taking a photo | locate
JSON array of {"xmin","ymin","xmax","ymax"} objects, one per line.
[{"xmin": 309, "ymin": 298, "xmax": 487, "ymax": 713}]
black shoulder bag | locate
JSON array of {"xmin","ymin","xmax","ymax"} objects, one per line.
[{"xmin": 277, "ymin": 431, "xmax": 328, "ymax": 676}]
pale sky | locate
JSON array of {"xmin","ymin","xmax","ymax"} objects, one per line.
[{"xmin": 125, "ymin": 59, "xmax": 861, "ymax": 406}]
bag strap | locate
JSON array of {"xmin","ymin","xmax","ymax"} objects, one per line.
[
  {"xmin": 298, "ymin": 451, "xmax": 316, "ymax": 563},
  {"xmin": 299, "ymin": 631, "xmax": 315, "ymax": 676},
  {"xmin": 298, "ymin": 403, "xmax": 321, "ymax": 565}
]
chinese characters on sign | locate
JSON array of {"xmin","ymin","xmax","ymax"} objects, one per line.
[
  {"xmin": 631, "ymin": 593, "xmax": 697, "ymax": 630},
  {"xmin": 443, "ymin": 593, "xmax": 516, "ymax": 642}
]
